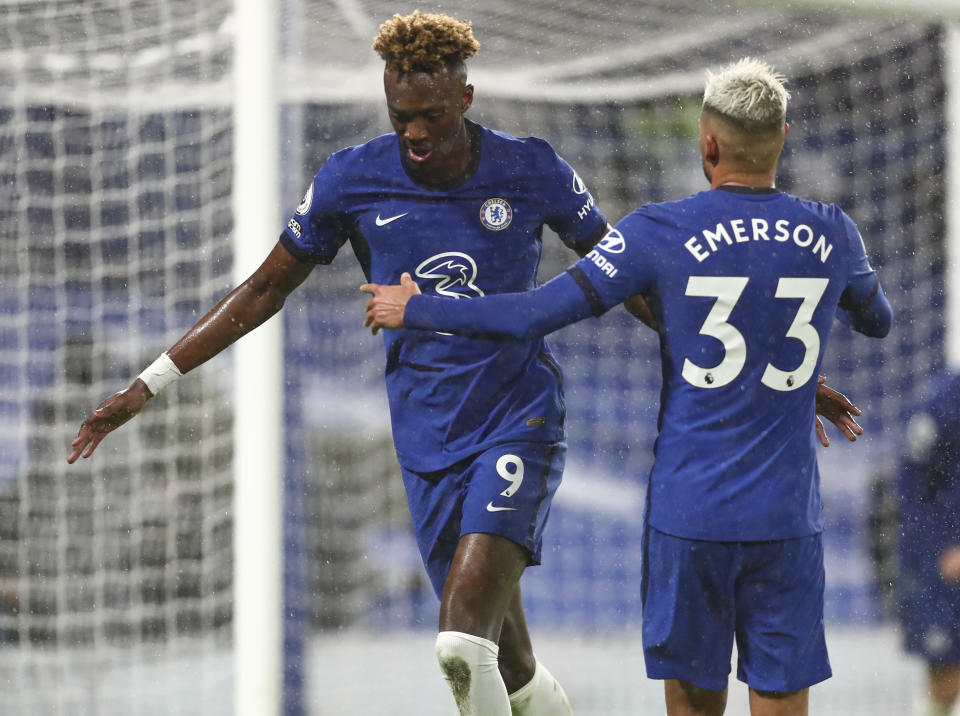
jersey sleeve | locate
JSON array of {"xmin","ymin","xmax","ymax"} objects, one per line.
[
  {"xmin": 280, "ymin": 154, "xmax": 351, "ymax": 265},
  {"xmin": 836, "ymin": 212, "xmax": 892, "ymax": 337},
  {"xmin": 564, "ymin": 212, "xmax": 660, "ymax": 310},
  {"xmin": 536, "ymin": 144, "xmax": 607, "ymax": 255}
]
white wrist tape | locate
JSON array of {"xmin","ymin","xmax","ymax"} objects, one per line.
[{"xmin": 138, "ymin": 353, "xmax": 183, "ymax": 396}]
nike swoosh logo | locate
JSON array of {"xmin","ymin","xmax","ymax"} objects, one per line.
[
  {"xmin": 376, "ymin": 212, "xmax": 409, "ymax": 226},
  {"xmin": 486, "ymin": 502, "xmax": 517, "ymax": 512}
]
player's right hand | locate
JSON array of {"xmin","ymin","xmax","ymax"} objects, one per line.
[{"xmin": 66, "ymin": 380, "xmax": 152, "ymax": 463}]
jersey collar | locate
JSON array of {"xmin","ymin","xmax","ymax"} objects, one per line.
[{"xmin": 715, "ymin": 185, "xmax": 780, "ymax": 195}]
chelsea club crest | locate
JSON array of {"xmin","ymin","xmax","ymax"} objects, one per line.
[{"xmin": 479, "ymin": 198, "xmax": 513, "ymax": 231}]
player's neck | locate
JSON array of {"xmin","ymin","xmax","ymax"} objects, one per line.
[
  {"xmin": 409, "ymin": 121, "xmax": 473, "ymax": 185},
  {"xmin": 710, "ymin": 166, "xmax": 776, "ymax": 191}
]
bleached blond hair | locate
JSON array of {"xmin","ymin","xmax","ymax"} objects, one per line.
[{"xmin": 702, "ymin": 58, "xmax": 790, "ymax": 128}]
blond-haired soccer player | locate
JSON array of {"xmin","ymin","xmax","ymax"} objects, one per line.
[{"xmin": 363, "ymin": 58, "xmax": 892, "ymax": 716}]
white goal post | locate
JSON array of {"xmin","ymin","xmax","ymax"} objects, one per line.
[
  {"xmin": 232, "ymin": 1, "xmax": 282, "ymax": 715},
  {"xmin": 946, "ymin": 21, "xmax": 960, "ymax": 368}
]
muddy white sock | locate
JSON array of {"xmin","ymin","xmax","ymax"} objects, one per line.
[{"xmin": 435, "ymin": 630, "xmax": 511, "ymax": 715}]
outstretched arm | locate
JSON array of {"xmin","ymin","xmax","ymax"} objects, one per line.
[
  {"xmin": 363, "ymin": 269, "xmax": 598, "ymax": 340},
  {"xmin": 364, "ymin": 277, "xmax": 866, "ymax": 449},
  {"xmin": 67, "ymin": 240, "xmax": 314, "ymax": 463}
]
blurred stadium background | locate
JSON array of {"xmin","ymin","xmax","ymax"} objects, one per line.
[{"xmin": 1, "ymin": 0, "xmax": 958, "ymax": 713}]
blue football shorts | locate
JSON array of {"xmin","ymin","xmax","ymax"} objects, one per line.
[
  {"xmin": 641, "ymin": 525, "xmax": 832, "ymax": 693},
  {"xmin": 400, "ymin": 441, "xmax": 566, "ymax": 598},
  {"xmin": 898, "ymin": 552, "xmax": 960, "ymax": 665}
]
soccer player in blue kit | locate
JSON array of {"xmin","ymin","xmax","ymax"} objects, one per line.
[
  {"xmin": 363, "ymin": 58, "xmax": 893, "ymax": 716},
  {"xmin": 897, "ymin": 371, "xmax": 960, "ymax": 716},
  {"xmin": 67, "ymin": 11, "xmax": 610, "ymax": 715}
]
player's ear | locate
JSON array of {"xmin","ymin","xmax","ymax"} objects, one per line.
[
  {"xmin": 703, "ymin": 133, "xmax": 720, "ymax": 167},
  {"xmin": 461, "ymin": 84, "xmax": 474, "ymax": 113}
]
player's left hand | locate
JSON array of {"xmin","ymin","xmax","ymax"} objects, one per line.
[
  {"xmin": 361, "ymin": 272, "xmax": 421, "ymax": 335},
  {"xmin": 67, "ymin": 380, "xmax": 152, "ymax": 463},
  {"xmin": 815, "ymin": 375, "xmax": 863, "ymax": 447}
]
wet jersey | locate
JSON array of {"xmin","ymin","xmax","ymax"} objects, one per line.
[
  {"xmin": 281, "ymin": 120, "xmax": 606, "ymax": 471},
  {"xmin": 404, "ymin": 186, "xmax": 891, "ymax": 540}
]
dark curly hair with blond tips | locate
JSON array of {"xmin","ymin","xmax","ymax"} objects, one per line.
[{"xmin": 372, "ymin": 11, "xmax": 479, "ymax": 73}]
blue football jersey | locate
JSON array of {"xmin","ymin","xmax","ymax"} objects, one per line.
[
  {"xmin": 581, "ymin": 187, "xmax": 887, "ymax": 540},
  {"xmin": 281, "ymin": 120, "xmax": 606, "ymax": 471},
  {"xmin": 405, "ymin": 186, "xmax": 891, "ymax": 540}
]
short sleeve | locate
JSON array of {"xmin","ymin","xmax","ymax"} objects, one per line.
[
  {"xmin": 537, "ymin": 146, "xmax": 607, "ymax": 254},
  {"xmin": 281, "ymin": 153, "xmax": 351, "ymax": 265}
]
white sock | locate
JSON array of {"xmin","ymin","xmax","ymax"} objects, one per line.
[
  {"xmin": 435, "ymin": 631, "xmax": 511, "ymax": 715},
  {"xmin": 508, "ymin": 659, "xmax": 574, "ymax": 715}
]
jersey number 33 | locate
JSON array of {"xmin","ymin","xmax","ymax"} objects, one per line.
[{"xmin": 681, "ymin": 276, "xmax": 829, "ymax": 392}]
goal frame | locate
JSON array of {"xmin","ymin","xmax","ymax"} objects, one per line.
[{"xmin": 233, "ymin": 1, "xmax": 283, "ymax": 715}]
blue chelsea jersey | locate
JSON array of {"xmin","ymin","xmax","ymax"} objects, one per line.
[
  {"xmin": 281, "ymin": 120, "xmax": 607, "ymax": 471},
  {"xmin": 578, "ymin": 187, "xmax": 885, "ymax": 540}
]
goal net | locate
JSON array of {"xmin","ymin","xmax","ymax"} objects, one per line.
[
  {"xmin": 0, "ymin": 0, "xmax": 951, "ymax": 714},
  {"xmin": 0, "ymin": 1, "xmax": 236, "ymax": 713}
]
